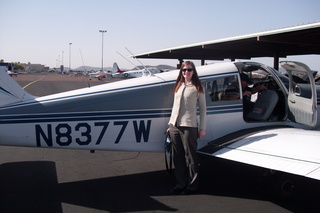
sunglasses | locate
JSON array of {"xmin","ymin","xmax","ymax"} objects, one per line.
[{"xmin": 182, "ymin": 68, "xmax": 194, "ymax": 72}]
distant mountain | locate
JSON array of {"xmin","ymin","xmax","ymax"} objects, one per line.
[
  {"xmin": 134, "ymin": 64, "xmax": 176, "ymax": 70},
  {"xmin": 74, "ymin": 64, "xmax": 176, "ymax": 72},
  {"xmin": 157, "ymin": 64, "xmax": 177, "ymax": 70},
  {"xmin": 74, "ymin": 66, "xmax": 113, "ymax": 72}
]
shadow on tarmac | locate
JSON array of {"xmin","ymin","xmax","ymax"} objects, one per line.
[
  {"xmin": 0, "ymin": 155, "xmax": 319, "ymax": 213},
  {"xmin": 0, "ymin": 161, "xmax": 176, "ymax": 213},
  {"xmin": 199, "ymin": 155, "xmax": 320, "ymax": 213}
]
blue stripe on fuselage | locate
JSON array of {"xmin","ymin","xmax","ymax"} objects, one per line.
[
  {"xmin": 0, "ymin": 86, "xmax": 16, "ymax": 97},
  {"xmin": 206, "ymin": 104, "xmax": 242, "ymax": 114},
  {"xmin": 0, "ymin": 109, "xmax": 171, "ymax": 124},
  {"xmin": 0, "ymin": 104, "xmax": 242, "ymax": 124}
]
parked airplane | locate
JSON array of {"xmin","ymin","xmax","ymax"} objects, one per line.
[
  {"xmin": 112, "ymin": 62, "xmax": 164, "ymax": 78},
  {"xmin": 7, "ymin": 70, "xmax": 18, "ymax": 77},
  {"xmin": 0, "ymin": 61, "xmax": 319, "ymax": 198},
  {"xmin": 2, "ymin": 63, "xmax": 18, "ymax": 77},
  {"xmin": 87, "ymin": 70, "xmax": 111, "ymax": 79}
]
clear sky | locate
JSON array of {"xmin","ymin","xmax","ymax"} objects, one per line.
[{"xmin": 1, "ymin": 0, "xmax": 320, "ymax": 70}]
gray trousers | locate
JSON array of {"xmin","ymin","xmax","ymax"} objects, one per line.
[{"xmin": 169, "ymin": 125, "xmax": 199, "ymax": 190}]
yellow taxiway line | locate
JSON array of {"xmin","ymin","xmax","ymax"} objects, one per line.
[{"xmin": 22, "ymin": 76, "xmax": 45, "ymax": 89}]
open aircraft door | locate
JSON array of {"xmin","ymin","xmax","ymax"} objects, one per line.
[{"xmin": 280, "ymin": 61, "xmax": 317, "ymax": 127}]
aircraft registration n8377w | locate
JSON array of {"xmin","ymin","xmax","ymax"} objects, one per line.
[{"xmin": 0, "ymin": 61, "xmax": 319, "ymax": 192}]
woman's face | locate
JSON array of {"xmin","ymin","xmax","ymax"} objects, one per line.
[{"xmin": 182, "ymin": 64, "xmax": 194, "ymax": 82}]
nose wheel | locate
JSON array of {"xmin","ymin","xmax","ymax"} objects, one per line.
[
  {"xmin": 259, "ymin": 170, "xmax": 296, "ymax": 200},
  {"xmin": 272, "ymin": 174, "xmax": 296, "ymax": 200}
]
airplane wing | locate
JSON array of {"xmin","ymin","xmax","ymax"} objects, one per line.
[{"xmin": 198, "ymin": 127, "xmax": 320, "ymax": 180}]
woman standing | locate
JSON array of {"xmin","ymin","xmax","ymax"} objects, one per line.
[{"xmin": 168, "ymin": 61, "xmax": 206, "ymax": 195}]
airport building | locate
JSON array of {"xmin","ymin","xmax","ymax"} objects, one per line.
[{"xmin": 20, "ymin": 62, "xmax": 49, "ymax": 73}]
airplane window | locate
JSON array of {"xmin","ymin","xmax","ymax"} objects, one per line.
[
  {"xmin": 206, "ymin": 75, "xmax": 240, "ymax": 102},
  {"xmin": 249, "ymin": 68, "xmax": 281, "ymax": 91}
]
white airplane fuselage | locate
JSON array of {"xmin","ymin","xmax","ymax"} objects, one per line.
[{"xmin": 0, "ymin": 62, "xmax": 319, "ymax": 153}]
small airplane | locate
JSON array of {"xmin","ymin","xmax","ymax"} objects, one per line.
[
  {"xmin": 0, "ymin": 61, "xmax": 319, "ymax": 198},
  {"xmin": 7, "ymin": 70, "xmax": 18, "ymax": 77},
  {"xmin": 2, "ymin": 63, "xmax": 18, "ymax": 77},
  {"xmin": 112, "ymin": 62, "xmax": 164, "ymax": 78},
  {"xmin": 86, "ymin": 70, "xmax": 112, "ymax": 80}
]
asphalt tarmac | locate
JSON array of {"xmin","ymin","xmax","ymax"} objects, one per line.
[{"xmin": 0, "ymin": 73, "xmax": 319, "ymax": 213}]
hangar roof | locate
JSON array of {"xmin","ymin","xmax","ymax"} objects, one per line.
[{"xmin": 134, "ymin": 22, "xmax": 320, "ymax": 67}]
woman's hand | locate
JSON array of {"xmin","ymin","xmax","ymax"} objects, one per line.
[
  {"xmin": 243, "ymin": 90, "xmax": 252, "ymax": 96},
  {"xmin": 198, "ymin": 129, "xmax": 206, "ymax": 139}
]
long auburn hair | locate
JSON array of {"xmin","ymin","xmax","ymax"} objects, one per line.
[{"xmin": 172, "ymin": 61, "xmax": 203, "ymax": 93}]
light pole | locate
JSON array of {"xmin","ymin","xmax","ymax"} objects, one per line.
[
  {"xmin": 62, "ymin": 51, "xmax": 64, "ymax": 73},
  {"xmin": 69, "ymin": 43, "xmax": 72, "ymax": 72},
  {"xmin": 99, "ymin": 30, "xmax": 107, "ymax": 72}
]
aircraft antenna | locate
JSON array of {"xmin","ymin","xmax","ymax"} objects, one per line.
[
  {"xmin": 79, "ymin": 48, "xmax": 91, "ymax": 88},
  {"xmin": 116, "ymin": 51, "xmax": 141, "ymax": 71},
  {"xmin": 125, "ymin": 47, "xmax": 152, "ymax": 76},
  {"xmin": 124, "ymin": 47, "xmax": 166, "ymax": 81}
]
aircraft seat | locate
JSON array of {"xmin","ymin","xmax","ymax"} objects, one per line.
[
  {"xmin": 246, "ymin": 90, "xmax": 279, "ymax": 121},
  {"xmin": 223, "ymin": 85, "xmax": 240, "ymax": 100}
]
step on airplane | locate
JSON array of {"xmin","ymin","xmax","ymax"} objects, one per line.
[{"xmin": 0, "ymin": 61, "xmax": 319, "ymax": 198}]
